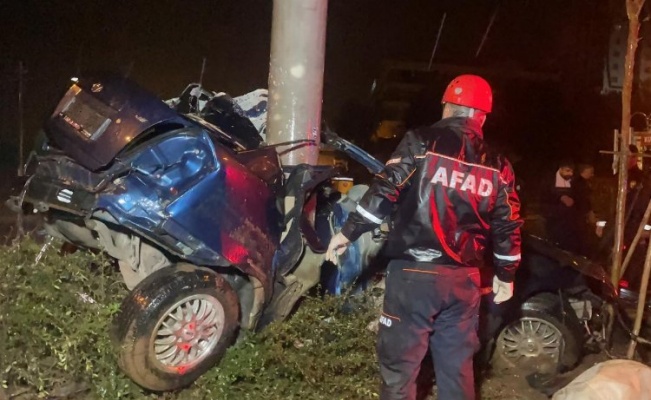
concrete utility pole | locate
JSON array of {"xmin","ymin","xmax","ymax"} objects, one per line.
[
  {"xmin": 17, "ymin": 61, "xmax": 27, "ymax": 177},
  {"xmin": 267, "ymin": 0, "xmax": 328, "ymax": 166}
]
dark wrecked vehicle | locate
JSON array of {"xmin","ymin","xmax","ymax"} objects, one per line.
[
  {"xmin": 477, "ymin": 235, "xmax": 618, "ymax": 376},
  {"xmin": 8, "ymin": 74, "xmax": 619, "ymax": 391},
  {"xmin": 8, "ymin": 75, "xmax": 385, "ymax": 391}
]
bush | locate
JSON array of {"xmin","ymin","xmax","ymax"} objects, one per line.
[
  {"xmin": 0, "ymin": 239, "xmax": 136, "ymax": 399},
  {"xmin": 0, "ymin": 239, "xmax": 381, "ymax": 399}
]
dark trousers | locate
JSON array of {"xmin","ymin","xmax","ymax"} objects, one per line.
[{"xmin": 377, "ymin": 260, "xmax": 481, "ymax": 400}]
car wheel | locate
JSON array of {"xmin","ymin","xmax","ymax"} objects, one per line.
[
  {"xmin": 111, "ymin": 263, "xmax": 240, "ymax": 391},
  {"xmin": 495, "ymin": 294, "xmax": 582, "ymax": 374}
]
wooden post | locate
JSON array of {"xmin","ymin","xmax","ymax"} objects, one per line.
[
  {"xmin": 620, "ymin": 200, "xmax": 651, "ymax": 279},
  {"xmin": 621, "ymin": 0, "xmax": 645, "ymax": 140},
  {"xmin": 614, "ymin": 0, "xmax": 648, "ymax": 359},
  {"xmin": 612, "ymin": 130, "xmax": 630, "ymax": 286},
  {"xmin": 612, "ymin": 0, "xmax": 646, "ymax": 287},
  {"xmin": 627, "ymin": 223, "xmax": 651, "ymax": 358},
  {"xmin": 17, "ymin": 61, "xmax": 26, "ymax": 177}
]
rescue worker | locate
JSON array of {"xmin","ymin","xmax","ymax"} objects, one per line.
[{"xmin": 326, "ymin": 75, "xmax": 522, "ymax": 400}]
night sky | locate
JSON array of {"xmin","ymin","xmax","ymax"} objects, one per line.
[{"xmin": 0, "ymin": 0, "xmax": 634, "ymax": 180}]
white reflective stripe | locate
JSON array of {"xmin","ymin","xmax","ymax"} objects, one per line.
[
  {"xmin": 494, "ymin": 253, "xmax": 521, "ymax": 261},
  {"xmin": 645, "ymin": 225, "xmax": 651, "ymax": 231},
  {"xmin": 596, "ymin": 221, "xmax": 607, "ymax": 227},
  {"xmin": 386, "ymin": 157, "xmax": 401, "ymax": 165},
  {"xmin": 356, "ymin": 204, "xmax": 383, "ymax": 224}
]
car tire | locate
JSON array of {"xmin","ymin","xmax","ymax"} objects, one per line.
[
  {"xmin": 111, "ymin": 263, "xmax": 240, "ymax": 391},
  {"xmin": 495, "ymin": 292, "xmax": 583, "ymax": 374}
]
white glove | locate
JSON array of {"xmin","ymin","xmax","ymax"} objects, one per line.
[
  {"xmin": 325, "ymin": 232, "xmax": 351, "ymax": 264},
  {"xmin": 492, "ymin": 276, "xmax": 514, "ymax": 304}
]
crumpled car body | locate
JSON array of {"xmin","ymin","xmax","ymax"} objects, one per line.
[
  {"xmin": 16, "ymin": 75, "xmax": 380, "ymax": 306},
  {"xmin": 21, "ymin": 77, "xmax": 279, "ymax": 300},
  {"xmin": 12, "ymin": 78, "xmax": 388, "ymax": 391}
]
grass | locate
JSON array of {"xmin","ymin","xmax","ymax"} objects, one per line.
[{"xmin": 0, "ymin": 239, "xmax": 382, "ymax": 400}]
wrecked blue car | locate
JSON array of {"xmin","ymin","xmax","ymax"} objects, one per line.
[{"xmin": 12, "ymin": 75, "xmax": 384, "ymax": 391}]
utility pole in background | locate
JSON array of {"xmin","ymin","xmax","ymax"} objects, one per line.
[
  {"xmin": 612, "ymin": 0, "xmax": 645, "ymax": 287},
  {"xmin": 624, "ymin": 0, "xmax": 649, "ymax": 360},
  {"xmin": 17, "ymin": 61, "xmax": 27, "ymax": 177},
  {"xmin": 604, "ymin": 0, "xmax": 649, "ymax": 360},
  {"xmin": 266, "ymin": 0, "xmax": 328, "ymax": 166}
]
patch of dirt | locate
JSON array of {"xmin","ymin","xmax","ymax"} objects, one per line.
[
  {"xmin": 477, "ymin": 352, "xmax": 604, "ymax": 400},
  {"xmin": 413, "ymin": 350, "xmax": 613, "ymax": 399}
]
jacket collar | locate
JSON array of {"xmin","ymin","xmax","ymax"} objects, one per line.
[{"xmin": 434, "ymin": 116, "xmax": 484, "ymax": 139}]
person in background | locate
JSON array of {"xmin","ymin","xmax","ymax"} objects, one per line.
[
  {"xmin": 628, "ymin": 144, "xmax": 643, "ymax": 184},
  {"xmin": 542, "ymin": 160, "xmax": 580, "ymax": 253}
]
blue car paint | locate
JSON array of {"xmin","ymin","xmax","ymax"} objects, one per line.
[
  {"xmin": 84, "ymin": 123, "xmax": 282, "ymax": 299},
  {"xmin": 29, "ymin": 75, "xmax": 375, "ymax": 300},
  {"xmin": 95, "ymin": 127, "xmax": 281, "ymax": 265},
  {"xmin": 95, "ymin": 131, "xmax": 215, "ymax": 229},
  {"xmin": 46, "ymin": 74, "xmax": 190, "ymax": 171}
]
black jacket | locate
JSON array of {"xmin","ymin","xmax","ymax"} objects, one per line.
[
  {"xmin": 340, "ymin": 117, "xmax": 523, "ymax": 282},
  {"xmin": 572, "ymin": 176, "xmax": 592, "ymax": 217},
  {"xmin": 540, "ymin": 172, "xmax": 575, "ymax": 223}
]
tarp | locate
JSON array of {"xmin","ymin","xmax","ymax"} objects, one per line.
[{"xmin": 552, "ymin": 360, "xmax": 651, "ymax": 400}]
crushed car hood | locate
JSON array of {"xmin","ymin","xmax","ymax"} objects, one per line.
[{"xmin": 523, "ymin": 234, "xmax": 617, "ymax": 297}]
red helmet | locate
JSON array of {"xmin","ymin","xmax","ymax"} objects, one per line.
[{"xmin": 441, "ymin": 75, "xmax": 493, "ymax": 113}]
